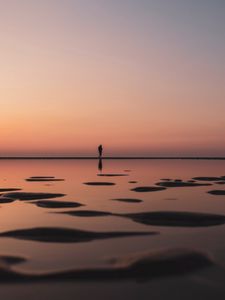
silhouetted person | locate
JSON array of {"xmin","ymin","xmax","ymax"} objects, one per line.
[
  {"xmin": 98, "ymin": 144, "xmax": 103, "ymax": 158},
  {"xmin": 98, "ymin": 158, "xmax": 103, "ymax": 172}
]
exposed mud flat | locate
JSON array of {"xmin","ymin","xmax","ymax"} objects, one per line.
[
  {"xmin": 156, "ymin": 181, "xmax": 212, "ymax": 187},
  {"xmin": 57, "ymin": 210, "xmax": 113, "ymax": 217},
  {"xmin": 112, "ymin": 198, "xmax": 143, "ymax": 203},
  {"xmin": 1, "ymin": 192, "xmax": 66, "ymax": 200},
  {"xmin": 122, "ymin": 211, "xmax": 225, "ymax": 227},
  {"xmin": 32, "ymin": 200, "xmax": 84, "ymax": 208},
  {"xmin": 208, "ymin": 190, "xmax": 225, "ymax": 195},
  {"xmin": 131, "ymin": 186, "xmax": 166, "ymax": 192},
  {"xmin": 0, "ymin": 227, "xmax": 157, "ymax": 243}
]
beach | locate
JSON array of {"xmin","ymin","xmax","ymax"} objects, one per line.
[{"xmin": 0, "ymin": 159, "xmax": 225, "ymax": 299}]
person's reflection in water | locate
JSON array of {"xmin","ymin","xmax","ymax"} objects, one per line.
[{"xmin": 98, "ymin": 158, "xmax": 103, "ymax": 172}]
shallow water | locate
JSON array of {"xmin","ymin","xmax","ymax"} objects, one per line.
[{"xmin": 1, "ymin": 159, "xmax": 225, "ymax": 299}]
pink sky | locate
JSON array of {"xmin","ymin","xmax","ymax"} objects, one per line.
[{"xmin": 1, "ymin": 1, "xmax": 225, "ymax": 156}]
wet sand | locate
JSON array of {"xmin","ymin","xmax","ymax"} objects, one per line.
[
  {"xmin": 1, "ymin": 159, "xmax": 225, "ymax": 299},
  {"xmin": 0, "ymin": 248, "xmax": 214, "ymax": 282}
]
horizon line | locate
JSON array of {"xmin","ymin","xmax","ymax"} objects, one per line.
[{"xmin": 0, "ymin": 156, "xmax": 225, "ymax": 160}]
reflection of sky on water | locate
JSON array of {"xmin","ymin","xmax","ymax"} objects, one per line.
[{"xmin": 1, "ymin": 159, "xmax": 225, "ymax": 274}]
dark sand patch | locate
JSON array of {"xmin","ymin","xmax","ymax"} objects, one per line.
[
  {"xmin": 0, "ymin": 227, "xmax": 156, "ymax": 243},
  {"xmin": 97, "ymin": 174, "xmax": 128, "ymax": 177},
  {"xmin": 0, "ymin": 255, "xmax": 27, "ymax": 265},
  {"xmin": 0, "ymin": 188, "xmax": 22, "ymax": 192},
  {"xmin": 123, "ymin": 211, "xmax": 225, "ymax": 227},
  {"xmin": 131, "ymin": 186, "xmax": 166, "ymax": 192},
  {"xmin": 0, "ymin": 249, "xmax": 213, "ymax": 282},
  {"xmin": 112, "ymin": 198, "xmax": 143, "ymax": 203},
  {"xmin": 1, "ymin": 192, "xmax": 65, "ymax": 201},
  {"xmin": 164, "ymin": 198, "xmax": 177, "ymax": 201},
  {"xmin": 58, "ymin": 210, "xmax": 113, "ymax": 217},
  {"xmin": 156, "ymin": 181, "xmax": 211, "ymax": 187},
  {"xmin": 32, "ymin": 200, "xmax": 84, "ymax": 209},
  {"xmin": 193, "ymin": 177, "xmax": 223, "ymax": 181},
  {"xmin": 26, "ymin": 178, "xmax": 64, "ymax": 182},
  {"xmin": 128, "ymin": 181, "xmax": 137, "ymax": 184},
  {"xmin": 84, "ymin": 182, "xmax": 115, "ymax": 186},
  {"xmin": 160, "ymin": 179, "xmax": 171, "ymax": 181},
  {"xmin": 124, "ymin": 170, "xmax": 131, "ymax": 172},
  {"xmin": 0, "ymin": 197, "xmax": 15, "ymax": 204},
  {"xmin": 208, "ymin": 190, "xmax": 225, "ymax": 195},
  {"xmin": 215, "ymin": 182, "xmax": 225, "ymax": 185}
]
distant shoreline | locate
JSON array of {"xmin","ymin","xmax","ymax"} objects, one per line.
[{"xmin": 0, "ymin": 157, "xmax": 225, "ymax": 160}]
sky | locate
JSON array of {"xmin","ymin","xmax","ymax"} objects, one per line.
[{"xmin": 0, "ymin": 0, "xmax": 225, "ymax": 156}]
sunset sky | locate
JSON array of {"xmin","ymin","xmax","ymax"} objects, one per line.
[{"xmin": 1, "ymin": 0, "xmax": 225, "ymax": 156}]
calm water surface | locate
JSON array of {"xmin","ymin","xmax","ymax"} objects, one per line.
[{"xmin": 1, "ymin": 159, "xmax": 225, "ymax": 299}]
